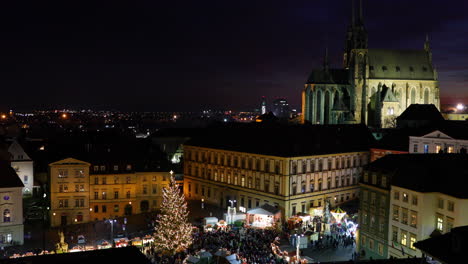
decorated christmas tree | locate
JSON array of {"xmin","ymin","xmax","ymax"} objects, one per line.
[{"xmin": 153, "ymin": 171, "xmax": 193, "ymax": 255}]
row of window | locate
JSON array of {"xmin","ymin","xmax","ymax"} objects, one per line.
[
  {"xmin": 291, "ymin": 175, "xmax": 357, "ymax": 195},
  {"xmin": 58, "ymin": 169, "xmax": 85, "ymax": 178},
  {"xmin": 94, "ymin": 191, "xmax": 132, "ymax": 200},
  {"xmin": 363, "ymin": 172, "xmax": 387, "ymax": 188},
  {"xmin": 413, "ymin": 143, "xmax": 457, "ymax": 154},
  {"xmin": 187, "ymin": 149, "xmax": 366, "ymax": 174},
  {"xmin": 92, "ymin": 175, "xmax": 166, "ymax": 185},
  {"xmin": 59, "ymin": 184, "xmax": 85, "ymax": 193},
  {"xmin": 361, "ymin": 211, "xmax": 386, "ymax": 235},
  {"xmin": 92, "ymin": 164, "xmax": 132, "ymax": 172},
  {"xmin": 188, "ymin": 170, "xmax": 282, "ymax": 195},
  {"xmin": 393, "ymin": 191, "xmax": 418, "ymax": 205},
  {"xmin": 58, "ymin": 199, "xmax": 85, "ymax": 208},
  {"xmin": 392, "ymin": 206, "xmax": 418, "ymax": 228},
  {"xmin": 391, "ymin": 227, "xmax": 417, "ymax": 250},
  {"xmin": 370, "ymin": 65, "xmax": 428, "ymax": 72},
  {"xmin": 292, "ymin": 194, "xmax": 354, "ymax": 215},
  {"xmin": 361, "ymin": 235, "xmax": 385, "ymax": 256},
  {"xmin": 436, "ymin": 214, "xmax": 454, "ymax": 233}
]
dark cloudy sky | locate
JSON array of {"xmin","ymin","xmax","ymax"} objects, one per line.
[{"xmin": 0, "ymin": 0, "xmax": 467, "ymax": 111}]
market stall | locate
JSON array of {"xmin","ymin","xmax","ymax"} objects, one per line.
[
  {"xmin": 114, "ymin": 237, "xmax": 129, "ymax": 247},
  {"xmin": 246, "ymin": 204, "xmax": 281, "ymax": 228}
]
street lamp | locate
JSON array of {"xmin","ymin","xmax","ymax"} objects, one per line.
[
  {"xmin": 228, "ymin": 200, "xmax": 236, "ymax": 208},
  {"xmin": 106, "ymin": 219, "xmax": 117, "ymax": 241}
]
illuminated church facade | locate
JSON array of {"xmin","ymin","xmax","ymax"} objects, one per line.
[{"xmin": 301, "ymin": 0, "xmax": 440, "ymax": 128}]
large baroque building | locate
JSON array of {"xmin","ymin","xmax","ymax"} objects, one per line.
[
  {"xmin": 183, "ymin": 124, "xmax": 373, "ymax": 219},
  {"xmin": 302, "ymin": 0, "xmax": 440, "ymax": 128},
  {"xmin": 49, "ymin": 158, "xmax": 170, "ymax": 227}
]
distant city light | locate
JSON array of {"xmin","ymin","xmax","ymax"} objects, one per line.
[
  {"xmin": 456, "ymin": 103, "xmax": 464, "ymax": 111},
  {"xmin": 61, "ymin": 113, "xmax": 68, "ymax": 119},
  {"xmin": 1, "ymin": 114, "xmax": 6, "ymax": 119}
]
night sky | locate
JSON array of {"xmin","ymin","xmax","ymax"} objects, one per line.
[{"xmin": 1, "ymin": 0, "xmax": 467, "ymax": 112}]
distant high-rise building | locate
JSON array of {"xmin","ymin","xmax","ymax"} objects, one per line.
[
  {"xmin": 272, "ymin": 98, "xmax": 290, "ymax": 119},
  {"xmin": 261, "ymin": 96, "xmax": 267, "ymax": 115}
]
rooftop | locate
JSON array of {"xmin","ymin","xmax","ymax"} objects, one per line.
[
  {"xmin": 414, "ymin": 225, "xmax": 468, "ymax": 264},
  {"xmin": 365, "ymin": 154, "xmax": 468, "ymax": 198},
  {"xmin": 185, "ymin": 124, "xmax": 374, "ymax": 157},
  {"xmin": 0, "ymin": 160, "xmax": 24, "ymax": 189}
]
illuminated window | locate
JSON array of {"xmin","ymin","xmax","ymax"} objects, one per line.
[
  {"xmin": 403, "ymin": 193, "xmax": 409, "ymax": 202},
  {"xmin": 436, "ymin": 145, "xmax": 441, "ymax": 153},
  {"xmin": 424, "ymin": 144, "xmax": 429, "ymax": 153},
  {"xmin": 437, "ymin": 215, "xmax": 444, "ymax": 231},
  {"xmin": 387, "ymin": 107, "xmax": 394, "ymax": 115},
  {"xmin": 241, "ymin": 177, "xmax": 245, "ymax": 187},
  {"xmin": 400, "ymin": 231, "xmax": 407, "ymax": 246},
  {"xmin": 448, "ymin": 146, "xmax": 454, "ymax": 153},
  {"xmin": 410, "ymin": 233, "xmax": 416, "ymax": 250},
  {"xmin": 3, "ymin": 209, "xmax": 11, "ymax": 222},
  {"xmin": 58, "ymin": 169, "xmax": 68, "ymax": 178}
]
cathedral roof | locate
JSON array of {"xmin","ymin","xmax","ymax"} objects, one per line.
[
  {"xmin": 306, "ymin": 69, "xmax": 350, "ymax": 85},
  {"xmin": 367, "ymin": 49, "xmax": 435, "ymax": 80}
]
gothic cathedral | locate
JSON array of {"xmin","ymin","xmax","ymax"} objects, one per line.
[{"xmin": 301, "ymin": 0, "xmax": 440, "ymax": 128}]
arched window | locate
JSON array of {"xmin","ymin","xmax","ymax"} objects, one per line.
[
  {"xmin": 424, "ymin": 89, "xmax": 430, "ymax": 104},
  {"xmin": 411, "ymin": 88, "xmax": 416, "ymax": 104},
  {"xmin": 324, "ymin": 90, "xmax": 331, "ymax": 124},
  {"xmin": 316, "ymin": 90, "xmax": 322, "ymax": 124},
  {"xmin": 3, "ymin": 209, "xmax": 11, "ymax": 222}
]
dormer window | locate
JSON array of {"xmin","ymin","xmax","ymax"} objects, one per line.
[
  {"xmin": 382, "ymin": 66, "xmax": 387, "ymax": 71},
  {"xmin": 396, "ymin": 66, "xmax": 400, "ymax": 72}
]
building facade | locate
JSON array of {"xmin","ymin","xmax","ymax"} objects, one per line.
[
  {"xmin": 359, "ymin": 166, "xmax": 391, "ymax": 259},
  {"xmin": 183, "ymin": 146, "xmax": 368, "ymax": 219},
  {"xmin": 410, "ymin": 130, "xmax": 468, "ymax": 154},
  {"xmin": 360, "ymin": 154, "xmax": 468, "ymax": 259},
  {"xmin": 49, "ymin": 158, "xmax": 170, "ymax": 227},
  {"xmin": 302, "ymin": 1, "xmax": 440, "ymax": 128},
  {"xmin": 0, "ymin": 161, "xmax": 24, "ymax": 247},
  {"xmin": 8, "ymin": 140, "xmax": 34, "ymax": 196}
]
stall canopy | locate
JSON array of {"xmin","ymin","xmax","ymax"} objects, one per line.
[{"xmin": 247, "ymin": 204, "xmax": 280, "ymax": 215}]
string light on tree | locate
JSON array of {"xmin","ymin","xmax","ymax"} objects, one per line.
[{"xmin": 153, "ymin": 170, "xmax": 193, "ymax": 255}]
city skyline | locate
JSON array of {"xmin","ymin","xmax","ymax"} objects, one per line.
[{"xmin": 1, "ymin": 0, "xmax": 467, "ymax": 112}]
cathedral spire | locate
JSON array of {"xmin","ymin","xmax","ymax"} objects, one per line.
[
  {"xmin": 359, "ymin": 0, "xmax": 364, "ymax": 23},
  {"xmin": 424, "ymin": 34, "xmax": 431, "ymax": 51},
  {"xmin": 323, "ymin": 48, "xmax": 329, "ymax": 72}
]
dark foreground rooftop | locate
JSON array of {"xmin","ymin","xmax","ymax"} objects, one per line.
[
  {"xmin": 365, "ymin": 154, "xmax": 468, "ymax": 198},
  {"xmin": 2, "ymin": 246, "xmax": 150, "ymax": 264}
]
